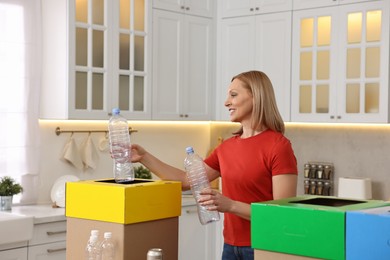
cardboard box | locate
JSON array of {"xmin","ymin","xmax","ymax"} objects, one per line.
[
  {"xmin": 346, "ymin": 205, "xmax": 390, "ymax": 260},
  {"xmin": 255, "ymin": 249, "xmax": 320, "ymax": 260},
  {"xmin": 66, "ymin": 178, "xmax": 182, "ymax": 224},
  {"xmin": 251, "ymin": 195, "xmax": 390, "ymax": 260},
  {"xmin": 67, "ymin": 216, "xmax": 179, "ymax": 260}
]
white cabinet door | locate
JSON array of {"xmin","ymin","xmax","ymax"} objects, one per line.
[
  {"xmin": 40, "ymin": 0, "xmax": 151, "ymax": 120},
  {"xmin": 153, "ymin": 0, "xmax": 214, "ymax": 18},
  {"xmin": 179, "ymin": 205, "xmax": 218, "ymax": 260},
  {"xmin": 0, "ymin": 248, "xmax": 27, "ymax": 260},
  {"xmin": 255, "ymin": 11, "xmax": 292, "ymax": 122},
  {"xmin": 218, "ymin": 11, "xmax": 292, "ymax": 121},
  {"xmin": 219, "ymin": 16, "xmax": 256, "ymax": 120},
  {"xmin": 221, "ymin": 0, "xmax": 292, "ymax": 18},
  {"xmin": 152, "ymin": 9, "xmax": 214, "ymax": 120},
  {"xmin": 291, "ymin": 1, "xmax": 389, "ymax": 123},
  {"xmin": 28, "ymin": 241, "xmax": 66, "ymax": 260}
]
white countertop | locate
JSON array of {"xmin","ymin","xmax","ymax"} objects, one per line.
[
  {"xmin": 0, "ymin": 196, "xmax": 197, "ymax": 250},
  {"xmin": 6, "ymin": 196, "xmax": 196, "ymax": 225},
  {"xmin": 8, "ymin": 204, "xmax": 66, "ymax": 224}
]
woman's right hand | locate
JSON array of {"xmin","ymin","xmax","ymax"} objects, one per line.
[{"xmin": 130, "ymin": 144, "xmax": 147, "ymax": 163}]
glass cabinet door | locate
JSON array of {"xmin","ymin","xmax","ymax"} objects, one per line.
[
  {"xmin": 291, "ymin": 7, "xmax": 338, "ymax": 122},
  {"xmin": 73, "ymin": 0, "xmax": 107, "ymax": 113},
  {"xmin": 69, "ymin": 0, "xmax": 150, "ymax": 119},
  {"xmin": 340, "ymin": 6, "xmax": 383, "ymax": 119},
  {"xmin": 291, "ymin": 1, "xmax": 389, "ymax": 123},
  {"xmin": 115, "ymin": 0, "xmax": 149, "ymax": 116}
]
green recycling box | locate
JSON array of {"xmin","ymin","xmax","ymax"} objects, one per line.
[{"xmin": 251, "ymin": 195, "xmax": 390, "ymax": 260}]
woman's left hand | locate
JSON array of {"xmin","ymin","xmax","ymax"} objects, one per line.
[{"xmin": 198, "ymin": 189, "xmax": 232, "ymax": 213}]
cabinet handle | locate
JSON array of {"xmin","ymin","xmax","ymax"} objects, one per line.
[
  {"xmin": 186, "ymin": 209, "xmax": 197, "ymax": 214},
  {"xmin": 47, "ymin": 247, "xmax": 66, "ymax": 253},
  {"xmin": 330, "ymin": 115, "xmax": 335, "ymax": 119},
  {"xmin": 255, "ymin": 7, "xmax": 259, "ymax": 11},
  {"xmin": 181, "ymin": 5, "xmax": 185, "ymax": 9},
  {"xmin": 250, "ymin": 8, "xmax": 254, "ymax": 11},
  {"xmin": 337, "ymin": 115, "xmax": 341, "ymax": 119},
  {"xmin": 185, "ymin": 7, "xmax": 190, "ymax": 11},
  {"xmin": 47, "ymin": 230, "xmax": 67, "ymax": 236}
]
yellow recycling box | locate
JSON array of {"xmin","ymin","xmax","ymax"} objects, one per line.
[{"xmin": 65, "ymin": 178, "xmax": 182, "ymax": 224}]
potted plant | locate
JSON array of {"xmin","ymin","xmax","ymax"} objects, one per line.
[{"xmin": 0, "ymin": 176, "xmax": 23, "ymax": 211}]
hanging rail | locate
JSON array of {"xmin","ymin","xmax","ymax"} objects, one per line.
[{"xmin": 55, "ymin": 126, "xmax": 137, "ymax": 136}]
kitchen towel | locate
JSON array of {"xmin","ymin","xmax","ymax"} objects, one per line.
[
  {"xmin": 81, "ymin": 133, "xmax": 99, "ymax": 170},
  {"xmin": 61, "ymin": 134, "xmax": 84, "ymax": 170}
]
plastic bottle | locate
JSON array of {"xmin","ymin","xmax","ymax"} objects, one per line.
[
  {"xmin": 108, "ymin": 108, "xmax": 134, "ymax": 183},
  {"xmin": 184, "ymin": 146, "xmax": 220, "ymax": 225},
  {"xmin": 85, "ymin": 234, "xmax": 101, "ymax": 260},
  {"xmin": 100, "ymin": 232, "xmax": 115, "ymax": 260}
]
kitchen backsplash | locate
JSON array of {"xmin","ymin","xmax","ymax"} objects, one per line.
[{"xmin": 35, "ymin": 120, "xmax": 390, "ymax": 205}]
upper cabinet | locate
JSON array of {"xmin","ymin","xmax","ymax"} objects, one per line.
[
  {"xmin": 152, "ymin": 1, "xmax": 215, "ymax": 120},
  {"xmin": 221, "ymin": 0, "xmax": 292, "ymax": 18},
  {"xmin": 217, "ymin": 0, "xmax": 292, "ymax": 121},
  {"xmin": 293, "ymin": 0, "xmax": 380, "ymax": 10},
  {"xmin": 153, "ymin": 0, "xmax": 214, "ymax": 18},
  {"xmin": 40, "ymin": 0, "xmax": 151, "ymax": 119},
  {"xmin": 291, "ymin": 0, "xmax": 389, "ymax": 123}
]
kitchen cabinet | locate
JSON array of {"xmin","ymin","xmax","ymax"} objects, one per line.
[
  {"xmin": 27, "ymin": 221, "xmax": 67, "ymax": 260},
  {"xmin": 179, "ymin": 204, "xmax": 220, "ymax": 260},
  {"xmin": 153, "ymin": 0, "xmax": 214, "ymax": 18},
  {"xmin": 291, "ymin": 0, "xmax": 389, "ymax": 122},
  {"xmin": 152, "ymin": 8, "xmax": 215, "ymax": 120},
  {"xmin": 0, "ymin": 248, "xmax": 27, "ymax": 260},
  {"xmin": 293, "ymin": 0, "xmax": 379, "ymax": 10},
  {"xmin": 40, "ymin": 0, "xmax": 151, "ymax": 120},
  {"xmin": 221, "ymin": 0, "xmax": 292, "ymax": 18},
  {"xmin": 218, "ymin": 1, "xmax": 292, "ymax": 121}
]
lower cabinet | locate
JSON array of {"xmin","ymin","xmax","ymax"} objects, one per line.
[
  {"xmin": 27, "ymin": 221, "xmax": 67, "ymax": 260},
  {"xmin": 179, "ymin": 205, "xmax": 223, "ymax": 260},
  {"xmin": 0, "ymin": 247, "xmax": 28, "ymax": 260}
]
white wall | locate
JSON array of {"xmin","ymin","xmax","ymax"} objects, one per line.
[
  {"xmin": 35, "ymin": 120, "xmax": 390, "ymax": 205},
  {"xmin": 36, "ymin": 120, "xmax": 211, "ymax": 204}
]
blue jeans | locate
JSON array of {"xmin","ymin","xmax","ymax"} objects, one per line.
[{"xmin": 222, "ymin": 243, "xmax": 254, "ymax": 260}]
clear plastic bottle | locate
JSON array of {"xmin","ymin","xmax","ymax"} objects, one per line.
[
  {"xmin": 85, "ymin": 234, "xmax": 101, "ymax": 260},
  {"xmin": 100, "ymin": 232, "xmax": 115, "ymax": 260},
  {"xmin": 108, "ymin": 108, "xmax": 134, "ymax": 183},
  {"xmin": 184, "ymin": 146, "xmax": 220, "ymax": 225}
]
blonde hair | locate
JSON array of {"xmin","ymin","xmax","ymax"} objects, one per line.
[{"xmin": 231, "ymin": 70, "xmax": 285, "ymax": 134}]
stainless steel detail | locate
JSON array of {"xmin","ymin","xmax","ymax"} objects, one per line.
[{"xmin": 147, "ymin": 248, "xmax": 163, "ymax": 260}]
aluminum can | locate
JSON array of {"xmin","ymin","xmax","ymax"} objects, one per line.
[{"xmin": 147, "ymin": 248, "xmax": 163, "ymax": 260}]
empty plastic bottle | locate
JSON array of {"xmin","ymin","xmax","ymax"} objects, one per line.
[
  {"xmin": 100, "ymin": 232, "xmax": 115, "ymax": 260},
  {"xmin": 184, "ymin": 146, "xmax": 220, "ymax": 225},
  {"xmin": 85, "ymin": 234, "xmax": 101, "ymax": 260},
  {"xmin": 108, "ymin": 108, "xmax": 134, "ymax": 183}
]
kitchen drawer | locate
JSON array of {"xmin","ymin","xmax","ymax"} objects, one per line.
[
  {"xmin": 29, "ymin": 221, "xmax": 66, "ymax": 246},
  {"xmin": 28, "ymin": 241, "xmax": 66, "ymax": 260}
]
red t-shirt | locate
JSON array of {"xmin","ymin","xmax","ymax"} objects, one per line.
[{"xmin": 204, "ymin": 129, "xmax": 297, "ymax": 246}]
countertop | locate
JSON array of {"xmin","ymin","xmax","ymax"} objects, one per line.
[
  {"xmin": 7, "ymin": 196, "xmax": 197, "ymax": 225},
  {"xmin": 8, "ymin": 204, "xmax": 66, "ymax": 224}
]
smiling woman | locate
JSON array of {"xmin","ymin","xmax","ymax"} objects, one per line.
[{"xmin": 0, "ymin": 0, "xmax": 41, "ymax": 204}]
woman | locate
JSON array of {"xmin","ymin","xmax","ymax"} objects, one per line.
[{"xmin": 130, "ymin": 70, "xmax": 298, "ymax": 260}]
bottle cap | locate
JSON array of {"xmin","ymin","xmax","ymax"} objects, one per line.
[
  {"xmin": 90, "ymin": 230, "xmax": 99, "ymax": 237},
  {"xmin": 112, "ymin": 108, "xmax": 120, "ymax": 115},
  {"xmin": 185, "ymin": 146, "xmax": 194, "ymax": 154}
]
